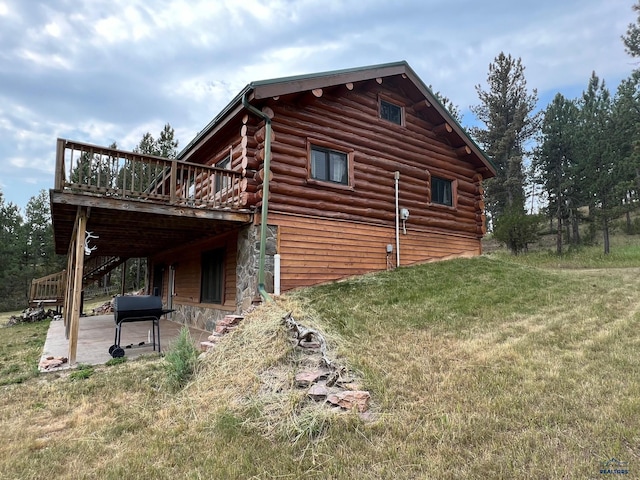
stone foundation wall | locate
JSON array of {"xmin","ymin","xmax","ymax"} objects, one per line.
[
  {"xmin": 169, "ymin": 304, "xmax": 228, "ymax": 331},
  {"xmin": 236, "ymin": 223, "xmax": 277, "ymax": 313}
]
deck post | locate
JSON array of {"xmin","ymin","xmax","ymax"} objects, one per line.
[
  {"xmin": 55, "ymin": 139, "xmax": 66, "ymax": 190},
  {"xmin": 68, "ymin": 208, "xmax": 87, "ymax": 365},
  {"xmin": 170, "ymin": 160, "xmax": 177, "ymax": 204}
]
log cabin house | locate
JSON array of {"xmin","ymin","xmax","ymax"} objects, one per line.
[{"xmin": 50, "ymin": 61, "xmax": 495, "ymax": 363}]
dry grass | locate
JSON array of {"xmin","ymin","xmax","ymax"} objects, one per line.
[{"xmin": 1, "ymin": 250, "xmax": 640, "ymax": 478}]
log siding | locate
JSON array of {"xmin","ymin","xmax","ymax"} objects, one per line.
[
  {"xmin": 263, "ymin": 85, "xmax": 485, "ymax": 238},
  {"xmin": 271, "ymin": 212, "xmax": 480, "ymax": 291}
]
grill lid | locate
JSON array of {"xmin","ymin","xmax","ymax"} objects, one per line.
[{"xmin": 113, "ymin": 295, "xmax": 164, "ymax": 322}]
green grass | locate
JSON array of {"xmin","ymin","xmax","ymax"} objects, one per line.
[
  {"xmin": 2, "ymin": 247, "xmax": 640, "ymax": 478},
  {"xmin": 0, "ymin": 320, "xmax": 49, "ymax": 385}
]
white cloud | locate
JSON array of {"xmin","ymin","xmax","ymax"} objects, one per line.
[
  {"xmin": 19, "ymin": 49, "xmax": 71, "ymax": 69},
  {"xmin": 44, "ymin": 21, "xmax": 61, "ymax": 38}
]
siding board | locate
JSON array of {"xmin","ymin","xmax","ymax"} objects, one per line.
[{"xmin": 270, "ymin": 213, "xmax": 480, "ymax": 291}]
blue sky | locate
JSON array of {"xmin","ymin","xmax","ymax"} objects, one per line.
[{"xmin": 0, "ymin": 0, "xmax": 636, "ymax": 211}]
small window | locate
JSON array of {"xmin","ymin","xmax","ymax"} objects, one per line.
[
  {"xmin": 310, "ymin": 146, "xmax": 348, "ymax": 185},
  {"xmin": 432, "ymin": 176, "xmax": 453, "ymax": 206},
  {"xmin": 215, "ymin": 156, "xmax": 231, "ymax": 192},
  {"xmin": 380, "ymin": 99, "xmax": 403, "ymax": 125},
  {"xmin": 201, "ymin": 248, "xmax": 224, "ymax": 303}
]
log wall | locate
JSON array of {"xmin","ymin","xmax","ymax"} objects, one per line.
[
  {"xmin": 262, "ymin": 84, "xmax": 486, "ymax": 237},
  {"xmin": 151, "ymin": 232, "xmax": 238, "ymax": 311},
  {"xmin": 270, "ymin": 212, "xmax": 480, "ymax": 292}
]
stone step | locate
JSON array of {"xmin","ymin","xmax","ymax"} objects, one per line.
[{"xmin": 199, "ymin": 341, "xmax": 217, "ymax": 352}]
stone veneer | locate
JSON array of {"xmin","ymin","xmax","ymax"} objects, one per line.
[
  {"xmin": 170, "ymin": 224, "xmax": 277, "ymax": 331},
  {"xmin": 236, "ymin": 223, "xmax": 278, "ymax": 313}
]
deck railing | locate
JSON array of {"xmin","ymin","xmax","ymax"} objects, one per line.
[
  {"xmin": 55, "ymin": 139, "xmax": 243, "ymax": 208},
  {"xmin": 29, "ymin": 270, "xmax": 66, "ymax": 308}
]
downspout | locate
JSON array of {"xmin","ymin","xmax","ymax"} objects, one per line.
[
  {"xmin": 242, "ymin": 93, "xmax": 273, "ymax": 303},
  {"xmin": 395, "ymin": 171, "xmax": 400, "ymax": 268}
]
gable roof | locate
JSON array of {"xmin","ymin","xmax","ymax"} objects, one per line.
[{"xmin": 179, "ymin": 61, "xmax": 495, "ymax": 177}]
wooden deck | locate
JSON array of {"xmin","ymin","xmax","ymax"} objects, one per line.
[
  {"xmin": 50, "ymin": 139, "xmax": 254, "ymax": 258},
  {"xmin": 29, "ymin": 270, "xmax": 66, "ymax": 309}
]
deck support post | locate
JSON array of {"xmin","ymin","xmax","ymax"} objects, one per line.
[{"xmin": 68, "ymin": 208, "xmax": 87, "ymax": 365}]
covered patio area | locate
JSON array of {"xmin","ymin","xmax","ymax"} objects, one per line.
[{"xmin": 40, "ymin": 314, "xmax": 211, "ymax": 370}]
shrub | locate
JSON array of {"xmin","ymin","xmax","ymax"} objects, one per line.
[
  {"xmin": 163, "ymin": 327, "xmax": 199, "ymax": 391},
  {"xmin": 493, "ymin": 209, "xmax": 541, "ymax": 255}
]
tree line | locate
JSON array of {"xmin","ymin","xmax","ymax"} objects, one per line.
[
  {"xmin": 0, "ymin": 125, "xmax": 178, "ymax": 311},
  {"xmin": 471, "ymin": 2, "xmax": 640, "ymax": 254}
]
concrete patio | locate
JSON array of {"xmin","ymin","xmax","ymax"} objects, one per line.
[{"xmin": 40, "ymin": 314, "xmax": 211, "ymax": 370}]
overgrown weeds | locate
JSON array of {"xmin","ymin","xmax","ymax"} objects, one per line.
[
  {"xmin": 163, "ymin": 326, "xmax": 199, "ymax": 391},
  {"xmin": 69, "ymin": 363, "xmax": 94, "ymax": 381}
]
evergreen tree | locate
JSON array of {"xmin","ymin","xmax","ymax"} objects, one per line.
[
  {"xmin": 622, "ymin": 1, "xmax": 640, "ymax": 58},
  {"xmin": 610, "ymin": 73, "xmax": 640, "ymax": 232},
  {"xmin": 576, "ymin": 73, "xmax": 620, "ymax": 253},
  {"xmin": 0, "ymin": 190, "xmax": 27, "ymax": 310},
  {"xmin": 134, "ymin": 124, "xmax": 179, "ymax": 158},
  {"xmin": 24, "ymin": 190, "xmax": 64, "ymax": 274},
  {"xmin": 429, "ymin": 86, "xmax": 462, "ymax": 123},
  {"xmin": 536, "ymin": 94, "xmax": 580, "ymax": 253},
  {"xmin": 471, "ymin": 52, "xmax": 540, "ymax": 224}
]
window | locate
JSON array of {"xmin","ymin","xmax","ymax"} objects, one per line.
[
  {"xmin": 380, "ymin": 99, "xmax": 403, "ymax": 125},
  {"xmin": 215, "ymin": 155, "xmax": 231, "ymax": 192},
  {"xmin": 201, "ymin": 248, "xmax": 224, "ymax": 303},
  {"xmin": 432, "ymin": 176, "xmax": 453, "ymax": 206},
  {"xmin": 310, "ymin": 145, "xmax": 348, "ymax": 185}
]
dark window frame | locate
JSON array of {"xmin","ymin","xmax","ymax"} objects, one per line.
[
  {"xmin": 379, "ymin": 97, "xmax": 404, "ymax": 126},
  {"xmin": 201, "ymin": 248, "xmax": 225, "ymax": 304},
  {"xmin": 307, "ymin": 140, "xmax": 354, "ymax": 189},
  {"xmin": 430, "ymin": 175, "xmax": 457, "ymax": 208}
]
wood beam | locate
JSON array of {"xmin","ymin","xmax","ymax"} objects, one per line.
[
  {"xmin": 375, "ymin": 78, "xmax": 383, "ymax": 84},
  {"xmin": 312, "ymin": 88, "xmax": 323, "ymax": 98},
  {"xmin": 68, "ymin": 208, "xmax": 87, "ymax": 365},
  {"xmin": 456, "ymin": 145, "xmax": 472, "ymax": 157},
  {"xmin": 345, "ymin": 83, "xmax": 354, "ymax": 91},
  {"xmin": 433, "ymin": 122, "xmax": 453, "ymax": 135},
  {"xmin": 413, "ymin": 99, "xmax": 432, "ymax": 111}
]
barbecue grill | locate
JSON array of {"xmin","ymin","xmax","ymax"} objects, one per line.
[{"xmin": 109, "ymin": 295, "xmax": 174, "ymax": 358}]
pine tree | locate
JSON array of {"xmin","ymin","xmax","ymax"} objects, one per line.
[
  {"xmin": 471, "ymin": 53, "xmax": 540, "ymax": 224},
  {"xmin": 536, "ymin": 94, "xmax": 580, "ymax": 254},
  {"xmin": 577, "ymin": 73, "xmax": 619, "ymax": 253},
  {"xmin": 622, "ymin": 1, "xmax": 640, "ymax": 58},
  {"xmin": 0, "ymin": 190, "xmax": 27, "ymax": 310}
]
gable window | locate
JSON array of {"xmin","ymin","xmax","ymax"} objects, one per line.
[
  {"xmin": 201, "ymin": 248, "xmax": 224, "ymax": 304},
  {"xmin": 380, "ymin": 99, "xmax": 403, "ymax": 125},
  {"xmin": 215, "ymin": 155, "xmax": 231, "ymax": 192},
  {"xmin": 310, "ymin": 145, "xmax": 348, "ymax": 185},
  {"xmin": 432, "ymin": 176, "xmax": 453, "ymax": 207}
]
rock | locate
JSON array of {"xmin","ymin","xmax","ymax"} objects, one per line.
[
  {"xmin": 307, "ymin": 382, "xmax": 330, "ymax": 400},
  {"xmin": 298, "ymin": 340, "xmax": 321, "ymax": 349},
  {"xmin": 217, "ymin": 315, "xmax": 244, "ymax": 327},
  {"xmin": 199, "ymin": 341, "xmax": 216, "ymax": 352},
  {"xmin": 294, "ymin": 368, "xmax": 331, "ymax": 386},
  {"xmin": 207, "ymin": 333, "xmax": 223, "ymax": 342},
  {"xmin": 39, "ymin": 356, "xmax": 68, "ymax": 370},
  {"xmin": 326, "ymin": 390, "xmax": 371, "ymax": 413},
  {"xmin": 214, "ymin": 324, "xmax": 229, "ymax": 334}
]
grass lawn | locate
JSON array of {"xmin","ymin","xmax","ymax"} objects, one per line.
[{"xmin": 0, "ymin": 246, "xmax": 639, "ymax": 479}]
